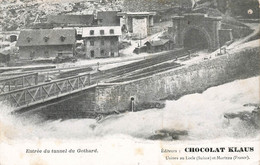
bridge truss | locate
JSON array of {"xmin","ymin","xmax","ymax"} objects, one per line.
[{"xmin": 0, "ymin": 73, "xmax": 91, "ymax": 108}]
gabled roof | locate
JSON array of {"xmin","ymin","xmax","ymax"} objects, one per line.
[
  {"xmin": 47, "ymin": 15, "xmax": 94, "ymax": 26},
  {"xmin": 82, "ymin": 26, "xmax": 122, "ymax": 38},
  {"xmin": 145, "ymin": 39, "xmax": 172, "ymax": 46},
  {"xmin": 117, "ymin": 12, "xmax": 156, "ymax": 17},
  {"xmin": 16, "ymin": 29, "xmax": 76, "ymax": 47}
]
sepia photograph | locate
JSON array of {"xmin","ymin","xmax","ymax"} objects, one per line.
[{"xmin": 0, "ymin": 0, "xmax": 259, "ymax": 164}]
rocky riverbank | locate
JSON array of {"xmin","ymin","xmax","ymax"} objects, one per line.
[{"xmin": 224, "ymin": 104, "xmax": 260, "ymax": 129}]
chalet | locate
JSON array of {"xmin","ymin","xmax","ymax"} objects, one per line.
[
  {"xmin": 117, "ymin": 12, "xmax": 156, "ymax": 39},
  {"xmin": 82, "ymin": 26, "xmax": 121, "ymax": 58},
  {"xmin": 144, "ymin": 39, "xmax": 174, "ymax": 53},
  {"xmin": 16, "ymin": 29, "xmax": 76, "ymax": 60}
]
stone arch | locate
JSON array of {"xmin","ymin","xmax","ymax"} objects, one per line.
[
  {"xmin": 172, "ymin": 14, "xmax": 222, "ymax": 51},
  {"xmin": 180, "ymin": 26, "xmax": 212, "ymax": 50}
]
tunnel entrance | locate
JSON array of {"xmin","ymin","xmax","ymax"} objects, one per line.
[{"xmin": 183, "ymin": 28, "xmax": 209, "ymax": 51}]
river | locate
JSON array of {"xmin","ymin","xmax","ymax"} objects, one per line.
[
  {"xmin": 0, "ymin": 76, "xmax": 259, "ymax": 165},
  {"xmin": 0, "ymin": 76, "xmax": 259, "ymax": 140}
]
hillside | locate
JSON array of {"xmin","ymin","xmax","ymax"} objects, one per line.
[
  {"xmin": 0, "ymin": 0, "xmax": 259, "ymax": 31},
  {"xmin": 1, "ymin": 0, "xmax": 123, "ymax": 31}
]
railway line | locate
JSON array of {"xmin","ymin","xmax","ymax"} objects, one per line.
[
  {"xmin": 91, "ymin": 49, "xmax": 188, "ymax": 83},
  {"xmin": 0, "ymin": 49, "xmax": 190, "ymax": 109}
]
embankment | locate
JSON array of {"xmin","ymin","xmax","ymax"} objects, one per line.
[{"xmin": 94, "ymin": 41, "xmax": 260, "ymax": 113}]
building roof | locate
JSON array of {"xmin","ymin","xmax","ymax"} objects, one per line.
[
  {"xmin": 117, "ymin": 12, "xmax": 156, "ymax": 17},
  {"xmin": 47, "ymin": 15, "xmax": 94, "ymax": 26},
  {"xmin": 16, "ymin": 29, "xmax": 76, "ymax": 47},
  {"xmin": 97, "ymin": 11, "xmax": 120, "ymax": 26},
  {"xmin": 82, "ymin": 26, "xmax": 122, "ymax": 38},
  {"xmin": 172, "ymin": 14, "xmax": 222, "ymax": 21},
  {"xmin": 145, "ymin": 39, "xmax": 172, "ymax": 46}
]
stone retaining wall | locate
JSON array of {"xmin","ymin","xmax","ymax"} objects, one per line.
[{"xmin": 95, "ymin": 44, "xmax": 260, "ymax": 113}]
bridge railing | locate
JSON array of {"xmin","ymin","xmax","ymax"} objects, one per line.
[
  {"xmin": 0, "ymin": 73, "xmax": 38, "ymax": 94},
  {"xmin": 0, "ymin": 73, "xmax": 91, "ymax": 108}
]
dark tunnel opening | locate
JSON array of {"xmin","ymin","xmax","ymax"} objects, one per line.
[{"xmin": 183, "ymin": 28, "xmax": 209, "ymax": 51}]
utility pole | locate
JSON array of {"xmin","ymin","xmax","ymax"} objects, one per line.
[{"xmin": 139, "ymin": 33, "xmax": 141, "ymax": 47}]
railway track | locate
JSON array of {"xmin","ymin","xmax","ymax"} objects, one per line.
[{"xmin": 91, "ymin": 49, "xmax": 189, "ymax": 83}]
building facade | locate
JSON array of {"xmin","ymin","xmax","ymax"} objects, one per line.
[
  {"xmin": 16, "ymin": 29, "xmax": 76, "ymax": 60},
  {"xmin": 82, "ymin": 26, "xmax": 121, "ymax": 58},
  {"xmin": 144, "ymin": 39, "xmax": 174, "ymax": 53},
  {"xmin": 117, "ymin": 12, "xmax": 156, "ymax": 39}
]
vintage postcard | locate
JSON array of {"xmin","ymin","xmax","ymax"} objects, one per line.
[{"xmin": 0, "ymin": 0, "xmax": 259, "ymax": 164}]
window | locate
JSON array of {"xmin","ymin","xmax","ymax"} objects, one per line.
[
  {"xmin": 30, "ymin": 51, "xmax": 35, "ymax": 59},
  {"xmin": 90, "ymin": 50, "xmax": 94, "ymax": 58},
  {"xmin": 44, "ymin": 50, "xmax": 49, "ymax": 58},
  {"xmin": 90, "ymin": 30, "xmax": 94, "ymax": 35},
  {"xmin": 90, "ymin": 40, "xmax": 94, "ymax": 46},
  {"xmin": 109, "ymin": 29, "xmax": 114, "ymax": 34},
  {"xmin": 58, "ymin": 50, "xmax": 63, "ymax": 57},
  {"xmin": 100, "ymin": 30, "xmax": 104, "ymax": 35},
  {"xmin": 111, "ymin": 52, "xmax": 114, "ymax": 57},
  {"xmin": 101, "ymin": 40, "xmax": 104, "ymax": 45},
  {"xmin": 27, "ymin": 37, "xmax": 32, "ymax": 43},
  {"xmin": 110, "ymin": 40, "xmax": 115, "ymax": 45},
  {"xmin": 100, "ymin": 50, "xmax": 104, "ymax": 55},
  {"xmin": 60, "ymin": 36, "xmax": 66, "ymax": 42}
]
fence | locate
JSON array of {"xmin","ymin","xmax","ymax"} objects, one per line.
[
  {"xmin": 0, "ymin": 73, "xmax": 91, "ymax": 107},
  {"xmin": 0, "ymin": 73, "xmax": 38, "ymax": 94}
]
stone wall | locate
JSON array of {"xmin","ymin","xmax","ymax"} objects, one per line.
[
  {"xmin": 132, "ymin": 17, "xmax": 148, "ymax": 39},
  {"xmin": 94, "ymin": 44, "xmax": 260, "ymax": 113}
]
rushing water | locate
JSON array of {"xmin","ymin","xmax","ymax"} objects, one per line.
[{"xmin": 0, "ymin": 76, "xmax": 259, "ymax": 140}]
